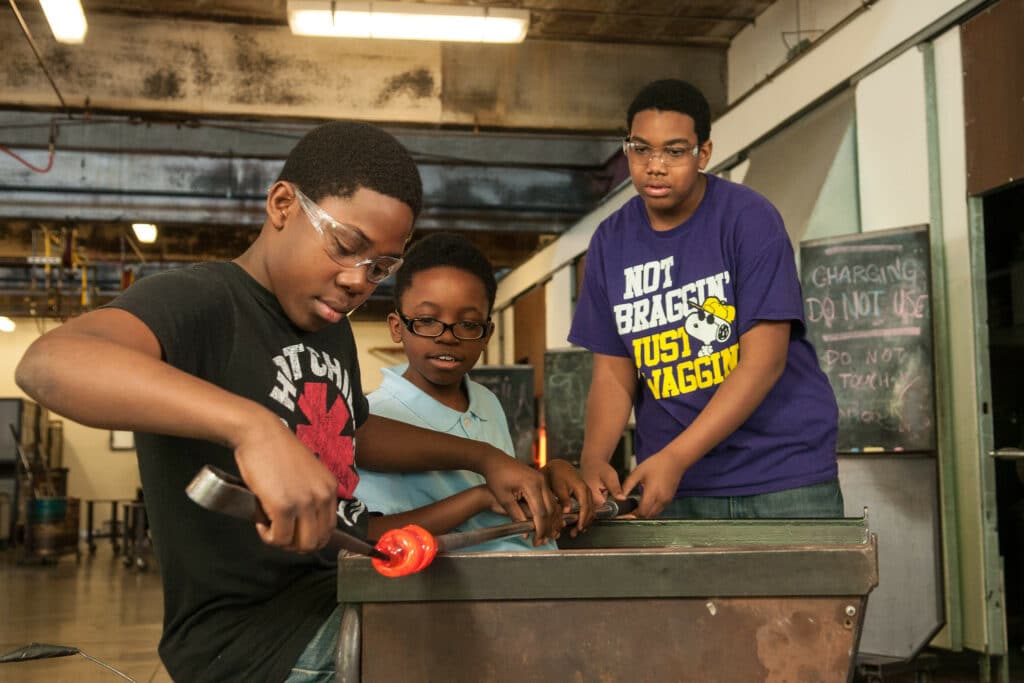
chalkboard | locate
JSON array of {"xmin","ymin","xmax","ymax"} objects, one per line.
[
  {"xmin": 469, "ymin": 365, "xmax": 535, "ymax": 464},
  {"xmin": 800, "ymin": 225, "xmax": 936, "ymax": 453},
  {"xmin": 543, "ymin": 348, "xmax": 594, "ymax": 464}
]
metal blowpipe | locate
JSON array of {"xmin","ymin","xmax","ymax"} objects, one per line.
[{"xmin": 432, "ymin": 496, "xmax": 639, "ymax": 553}]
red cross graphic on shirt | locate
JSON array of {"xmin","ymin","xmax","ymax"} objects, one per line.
[{"xmin": 295, "ymin": 382, "xmax": 358, "ymax": 497}]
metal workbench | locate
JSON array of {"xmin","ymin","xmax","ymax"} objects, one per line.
[{"xmin": 336, "ymin": 516, "xmax": 878, "ymax": 682}]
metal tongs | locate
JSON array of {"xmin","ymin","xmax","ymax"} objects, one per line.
[{"xmin": 185, "ymin": 465, "xmax": 389, "ymax": 560}]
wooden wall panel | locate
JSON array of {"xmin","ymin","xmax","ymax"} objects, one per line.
[
  {"xmin": 574, "ymin": 255, "xmax": 587, "ymax": 302},
  {"xmin": 513, "ymin": 284, "xmax": 547, "ymax": 398},
  {"xmin": 962, "ymin": 0, "xmax": 1024, "ymax": 196}
]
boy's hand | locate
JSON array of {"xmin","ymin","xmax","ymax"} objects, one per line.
[
  {"xmin": 580, "ymin": 458, "xmax": 624, "ymax": 505},
  {"xmin": 620, "ymin": 451, "xmax": 688, "ymax": 519},
  {"xmin": 233, "ymin": 412, "xmax": 339, "ymax": 553},
  {"xmin": 472, "ymin": 485, "xmax": 508, "ymax": 515},
  {"xmin": 543, "ymin": 458, "xmax": 595, "ymax": 536},
  {"xmin": 477, "ymin": 454, "xmax": 561, "ymax": 545}
]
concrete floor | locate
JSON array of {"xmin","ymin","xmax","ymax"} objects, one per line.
[
  {"xmin": 0, "ymin": 544, "xmax": 169, "ymax": 683},
  {"xmin": 0, "ymin": 541, "xmax": 1020, "ymax": 683}
]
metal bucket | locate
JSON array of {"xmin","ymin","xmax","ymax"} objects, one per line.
[
  {"xmin": 29, "ymin": 497, "xmax": 68, "ymax": 555},
  {"xmin": 29, "ymin": 497, "xmax": 67, "ymax": 523}
]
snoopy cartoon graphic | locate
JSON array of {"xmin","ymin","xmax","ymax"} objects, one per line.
[{"xmin": 685, "ymin": 297, "xmax": 736, "ymax": 357}]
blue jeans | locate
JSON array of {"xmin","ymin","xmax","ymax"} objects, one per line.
[
  {"xmin": 658, "ymin": 478, "xmax": 844, "ymax": 519},
  {"xmin": 284, "ymin": 606, "xmax": 341, "ymax": 682}
]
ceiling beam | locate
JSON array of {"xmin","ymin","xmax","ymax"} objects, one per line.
[
  {"xmin": 0, "ymin": 111, "xmax": 623, "ymax": 168},
  {"xmin": 0, "ymin": 146, "xmax": 609, "ymax": 224},
  {"xmin": 1, "ymin": 6, "xmax": 726, "ymax": 130}
]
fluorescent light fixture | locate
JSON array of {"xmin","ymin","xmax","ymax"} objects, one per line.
[
  {"xmin": 132, "ymin": 223, "xmax": 158, "ymax": 243},
  {"xmin": 287, "ymin": 1, "xmax": 529, "ymax": 43},
  {"xmin": 0, "ymin": 316, "xmax": 15, "ymax": 333},
  {"xmin": 38, "ymin": 0, "xmax": 88, "ymax": 44}
]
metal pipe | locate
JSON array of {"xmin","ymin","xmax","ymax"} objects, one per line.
[
  {"xmin": 433, "ymin": 497, "xmax": 637, "ymax": 553},
  {"xmin": 7, "ymin": 0, "xmax": 73, "ymax": 117},
  {"xmin": 989, "ymin": 449, "xmax": 1024, "ymax": 460}
]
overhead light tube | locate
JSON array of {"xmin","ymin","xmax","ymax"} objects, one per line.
[
  {"xmin": 132, "ymin": 223, "xmax": 158, "ymax": 244},
  {"xmin": 38, "ymin": 0, "xmax": 88, "ymax": 44},
  {"xmin": 287, "ymin": 1, "xmax": 529, "ymax": 43}
]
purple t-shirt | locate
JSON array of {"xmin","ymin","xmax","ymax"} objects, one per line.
[{"xmin": 569, "ymin": 174, "xmax": 838, "ymax": 496}]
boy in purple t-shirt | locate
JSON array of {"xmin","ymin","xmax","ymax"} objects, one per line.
[{"xmin": 569, "ymin": 79, "xmax": 843, "ymax": 520}]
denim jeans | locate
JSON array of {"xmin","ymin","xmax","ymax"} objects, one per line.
[
  {"xmin": 658, "ymin": 478, "xmax": 844, "ymax": 519},
  {"xmin": 284, "ymin": 605, "xmax": 341, "ymax": 683}
]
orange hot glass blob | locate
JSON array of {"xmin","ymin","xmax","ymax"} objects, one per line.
[
  {"xmin": 372, "ymin": 525, "xmax": 437, "ymax": 577},
  {"xmin": 372, "ymin": 529, "xmax": 421, "ymax": 577},
  {"xmin": 403, "ymin": 525, "xmax": 437, "ymax": 571}
]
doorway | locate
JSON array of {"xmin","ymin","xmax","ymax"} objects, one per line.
[{"xmin": 983, "ymin": 181, "xmax": 1024, "ymax": 650}]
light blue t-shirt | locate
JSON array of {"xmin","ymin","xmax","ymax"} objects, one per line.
[{"xmin": 355, "ymin": 364, "xmax": 555, "ymax": 552}]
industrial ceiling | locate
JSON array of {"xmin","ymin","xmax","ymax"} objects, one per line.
[{"xmin": 0, "ymin": 0, "xmax": 775, "ymax": 318}]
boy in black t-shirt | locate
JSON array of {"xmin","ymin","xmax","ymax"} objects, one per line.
[{"xmin": 16, "ymin": 122, "xmax": 578, "ymax": 682}]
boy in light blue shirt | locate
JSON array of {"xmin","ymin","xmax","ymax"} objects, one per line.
[{"xmin": 356, "ymin": 233, "xmax": 589, "ymax": 550}]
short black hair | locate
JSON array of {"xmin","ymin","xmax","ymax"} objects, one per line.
[
  {"xmin": 277, "ymin": 121, "xmax": 423, "ymax": 218},
  {"xmin": 392, "ymin": 232, "xmax": 497, "ymax": 314},
  {"xmin": 626, "ymin": 79, "xmax": 711, "ymax": 143}
]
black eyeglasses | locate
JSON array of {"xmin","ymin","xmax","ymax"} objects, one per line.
[{"xmin": 396, "ymin": 312, "xmax": 492, "ymax": 340}]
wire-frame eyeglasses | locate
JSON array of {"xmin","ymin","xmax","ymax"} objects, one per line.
[
  {"xmin": 622, "ymin": 138, "xmax": 700, "ymax": 167},
  {"xmin": 290, "ymin": 184, "xmax": 404, "ymax": 284}
]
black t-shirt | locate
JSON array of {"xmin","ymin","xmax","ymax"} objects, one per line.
[{"xmin": 108, "ymin": 262, "xmax": 369, "ymax": 682}]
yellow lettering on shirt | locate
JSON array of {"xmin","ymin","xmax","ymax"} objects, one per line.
[{"xmin": 635, "ymin": 342, "xmax": 740, "ymax": 399}]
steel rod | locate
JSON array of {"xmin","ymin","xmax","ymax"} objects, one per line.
[{"xmin": 435, "ymin": 497, "xmax": 636, "ymax": 553}]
